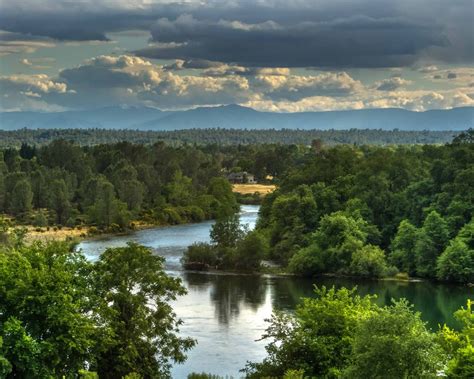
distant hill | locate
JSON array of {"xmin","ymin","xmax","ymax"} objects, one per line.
[
  {"xmin": 0, "ymin": 106, "xmax": 168, "ymax": 130},
  {"xmin": 1, "ymin": 105, "xmax": 472, "ymax": 131}
]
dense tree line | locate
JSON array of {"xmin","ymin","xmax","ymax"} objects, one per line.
[
  {"xmin": 255, "ymin": 131, "xmax": 474, "ymax": 283},
  {"xmin": 0, "ymin": 140, "xmax": 257, "ymax": 231},
  {"xmin": 0, "ymin": 128, "xmax": 460, "ymax": 148}
]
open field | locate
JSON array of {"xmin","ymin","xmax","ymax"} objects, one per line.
[{"xmin": 232, "ymin": 183, "xmax": 276, "ymax": 195}]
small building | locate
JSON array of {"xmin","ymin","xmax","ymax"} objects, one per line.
[{"xmin": 227, "ymin": 171, "xmax": 256, "ymax": 184}]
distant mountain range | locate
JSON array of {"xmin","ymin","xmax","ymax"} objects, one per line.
[{"xmin": 0, "ymin": 105, "xmax": 472, "ymax": 131}]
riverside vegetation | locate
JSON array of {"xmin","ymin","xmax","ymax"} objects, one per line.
[
  {"xmin": 182, "ymin": 130, "xmax": 474, "ymax": 283},
  {"xmin": 0, "ymin": 229, "xmax": 472, "ymax": 378},
  {"xmin": 0, "ymin": 130, "xmax": 473, "ymax": 377}
]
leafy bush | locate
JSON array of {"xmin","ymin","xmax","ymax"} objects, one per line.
[
  {"xmin": 182, "ymin": 243, "xmax": 218, "ymax": 267},
  {"xmin": 349, "ymin": 245, "xmax": 391, "ymax": 278}
]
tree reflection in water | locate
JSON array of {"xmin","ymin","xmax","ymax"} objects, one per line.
[
  {"xmin": 269, "ymin": 276, "xmax": 471, "ymax": 330},
  {"xmin": 182, "ymin": 271, "xmax": 470, "ymax": 329},
  {"xmin": 183, "ymin": 272, "xmax": 267, "ymax": 325}
]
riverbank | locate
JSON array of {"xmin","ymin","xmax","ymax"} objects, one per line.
[{"xmin": 22, "ymin": 221, "xmax": 159, "ymax": 244}]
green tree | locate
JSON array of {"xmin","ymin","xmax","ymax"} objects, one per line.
[
  {"xmin": 87, "ymin": 179, "xmax": 129, "ymax": 228},
  {"xmin": 349, "ymin": 245, "xmax": 391, "ymax": 278},
  {"xmin": 437, "ymin": 220, "xmax": 474, "ymax": 283},
  {"xmin": 289, "ymin": 212, "xmax": 369, "ymax": 276},
  {"xmin": 181, "ymin": 243, "xmax": 218, "ymax": 267},
  {"xmin": 389, "ymin": 219, "xmax": 419, "ymax": 275},
  {"xmin": 415, "ymin": 211, "xmax": 450, "ymax": 277},
  {"xmin": 165, "ymin": 171, "xmax": 194, "ymax": 206},
  {"xmin": 207, "ymin": 177, "xmax": 238, "ymax": 218},
  {"xmin": 234, "ymin": 230, "xmax": 268, "ymax": 271},
  {"xmin": 11, "ymin": 179, "xmax": 33, "ymax": 215},
  {"xmin": 0, "ymin": 336, "xmax": 12, "ymax": 378},
  {"xmin": 119, "ymin": 179, "xmax": 145, "ymax": 211},
  {"xmin": 94, "ymin": 243, "xmax": 195, "ymax": 379},
  {"xmin": 50, "ymin": 178, "xmax": 71, "ymax": 224},
  {"xmin": 268, "ymin": 186, "xmax": 319, "ymax": 263},
  {"xmin": 0, "ymin": 171, "xmax": 5, "ymax": 212},
  {"xmin": 210, "ymin": 214, "xmax": 246, "ymax": 248},
  {"xmin": 343, "ymin": 300, "xmax": 444, "ymax": 378},
  {"xmin": 0, "ymin": 242, "xmax": 103, "ymax": 377},
  {"xmin": 244, "ymin": 287, "xmax": 377, "ymax": 378},
  {"xmin": 439, "ymin": 300, "xmax": 474, "ymax": 379}
]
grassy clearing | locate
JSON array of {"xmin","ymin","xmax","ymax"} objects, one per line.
[
  {"xmin": 24, "ymin": 226, "xmax": 89, "ymax": 243},
  {"xmin": 232, "ymin": 183, "xmax": 276, "ymax": 195}
]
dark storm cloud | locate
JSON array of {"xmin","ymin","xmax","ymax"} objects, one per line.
[
  {"xmin": 134, "ymin": 14, "xmax": 447, "ymax": 68},
  {"xmin": 0, "ymin": 0, "xmax": 472, "ymax": 67}
]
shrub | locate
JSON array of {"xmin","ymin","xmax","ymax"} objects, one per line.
[
  {"xmin": 182, "ymin": 243, "xmax": 218, "ymax": 267},
  {"xmin": 349, "ymin": 245, "xmax": 390, "ymax": 278}
]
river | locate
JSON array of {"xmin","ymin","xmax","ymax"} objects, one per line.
[{"xmin": 76, "ymin": 205, "xmax": 472, "ymax": 378}]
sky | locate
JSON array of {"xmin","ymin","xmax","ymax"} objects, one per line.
[{"xmin": 0, "ymin": 0, "xmax": 473, "ymax": 113}]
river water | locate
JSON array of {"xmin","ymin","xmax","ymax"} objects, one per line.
[{"xmin": 76, "ymin": 205, "xmax": 472, "ymax": 378}]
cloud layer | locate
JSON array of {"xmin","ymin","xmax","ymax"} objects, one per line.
[
  {"xmin": 0, "ymin": 0, "xmax": 472, "ymax": 67},
  {"xmin": 2, "ymin": 55, "xmax": 473, "ymax": 112}
]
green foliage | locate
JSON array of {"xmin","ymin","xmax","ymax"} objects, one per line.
[
  {"xmin": 87, "ymin": 178, "xmax": 130, "ymax": 229},
  {"xmin": 268, "ymin": 185, "xmax": 318, "ymax": 263},
  {"xmin": 210, "ymin": 214, "xmax": 246, "ymax": 248},
  {"xmin": 350, "ymin": 245, "xmax": 393, "ymax": 278},
  {"xmin": 243, "ymin": 286, "xmax": 377, "ymax": 378},
  {"xmin": 415, "ymin": 211, "xmax": 450, "ymax": 277},
  {"xmin": 50, "ymin": 178, "xmax": 71, "ymax": 224},
  {"xmin": 0, "ymin": 140, "xmax": 240, "ymax": 231},
  {"xmin": 182, "ymin": 226, "xmax": 266, "ymax": 272},
  {"xmin": 0, "ymin": 241, "xmax": 194, "ymax": 378},
  {"xmin": 389, "ymin": 219, "xmax": 418, "ymax": 275},
  {"xmin": 447, "ymin": 345, "xmax": 474, "ymax": 379},
  {"xmin": 234, "ymin": 230, "xmax": 268, "ymax": 271},
  {"xmin": 182, "ymin": 243, "xmax": 219, "ymax": 267},
  {"xmin": 257, "ymin": 141, "xmax": 473, "ymax": 283},
  {"xmin": 0, "ymin": 128, "xmax": 459, "ymax": 148},
  {"xmin": 207, "ymin": 176, "xmax": 239, "ymax": 218},
  {"xmin": 437, "ymin": 220, "xmax": 474, "ymax": 283},
  {"xmin": 11, "ymin": 178, "xmax": 32, "ymax": 215},
  {"xmin": 343, "ymin": 300, "xmax": 444, "ymax": 378},
  {"xmin": 33, "ymin": 209, "xmax": 48, "ymax": 227},
  {"xmin": 439, "ymin": 300, "xmax": 474, "ymax": 379},
  {"xmin": 288, "ymin": 212, "xmax": 390, "ymax": 277},
  {"xmin": 0, "ymin": 241, "xmax": 102, "ymax": 377},
  {"xmin": 94, "ymin": 243, "xmax": 195, "ymax": 379}
]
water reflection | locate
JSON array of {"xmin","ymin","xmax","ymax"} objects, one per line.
[
  {"xmin": 172, "ymin": 273, "xmax": 472, "ymax": 377},
  {"xmin": 267, "ymin": 276, "xmax": 472, "ymax": 330},
  {"xmin": 184, "ymin": 273, "xmax": 267, "ymax": 325}
]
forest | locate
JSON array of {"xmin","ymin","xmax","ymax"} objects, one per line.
[
  {"xmin": 0, "ymin": 140, "xmax": 279, "ymax": 231},
  {"xmin": 0, "ymin": 128, "xmax": 459, "ymax": 148},
  {"xmin": 253, "ymin": 130, "xmax": 474, "ymax": 283},
  {"xmin": 1, "ymin": 131, "xmax": 474, "ymax": 282},
  {"xmin": 0, "ymin": 131, "xmax": 473, "ymax": 378},
  {"xmin": 181, "ymin": 130, "xmax": 474, "ymax": 283}
]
